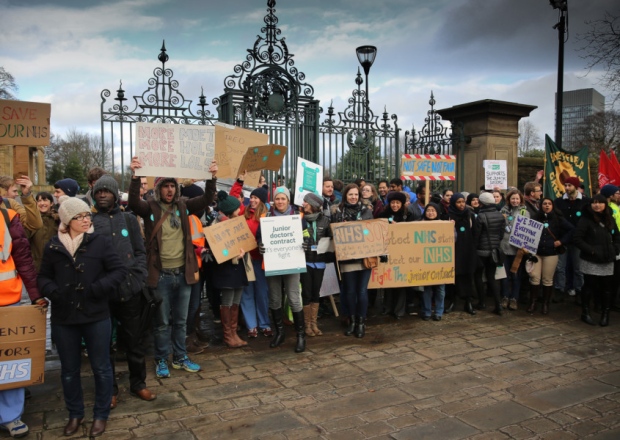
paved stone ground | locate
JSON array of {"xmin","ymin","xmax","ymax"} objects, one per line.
[{"xmin": 13, "ymin": 299, "xmax": 620, "ymax": 439}]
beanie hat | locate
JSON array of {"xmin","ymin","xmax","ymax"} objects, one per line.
[
  {"xmin": 250, "ymin": 186, "xmax": 268, "ymax": 204},
  {"xmin": 274, "ymin": 186, "xmax": 290, "ymax": 201},
  {"xmin": 92, "ymin": 175, "xmax": 119, "ymax": 201},
  {"xmin": 303, "ymin": 193, "xmax": 323, "ymax": 210},
  {"xmin": 450, "ymin": 193, "xmax": 465, "ymax": 205},
  {"xmin": 563, "ymin": 176, "xmax": 581, "ymax": 188},
  {"xmin": 479, "ymin": 192, "xmax": 496, "ymax": 205},
  {"xmin": 54, "ymin": 178, "xmax": 80, "ymax": 198},
  {"xmin": 181, "ymin": 183, "xmax": 204, "ymax": 199},
  {"xmin": 216, "ymin": 190, "xmax": 240, "ymax": 216},
  {"xmin": 387, "ymin": 191, "xmax": 407, "ymax": 204},
  {"xmin": 600, "ymin": 184, "xmax": 619, "ymax": 198},
  {"xmin": 58, "ymin": 197, "xmax": 90, "ymax": 226}
]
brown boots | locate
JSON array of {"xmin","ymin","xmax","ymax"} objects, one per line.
[
  {"xmin": 303, "ymin": 303, "xmax": 323, "ymax": 337},
  {"xmin": 220, "ymin": 305, "xmax": 247, "ymax": 348}
]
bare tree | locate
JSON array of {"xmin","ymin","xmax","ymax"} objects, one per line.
[
  {"xmin": 0, "ymin": 67, "xmax": 18, "ymax": 100},
  {"xmin": 518, "ymin": 120, "xmax": 542, "ymax": 156},
  {"xmin": 577, "ymin": 12, "xmax": 620, "ymax": 104},
  {"xmin": 572, "ymin": 110, "xmax": 620, "ymax": 155}
]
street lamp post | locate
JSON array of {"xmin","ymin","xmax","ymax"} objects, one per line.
[
  {"xmin": 356, "ymin": 45, "xmax": 377, "ymax": 179},
  {"xmin": 549, "ymin": 0, "xmax": 568, "ymax": 149}
]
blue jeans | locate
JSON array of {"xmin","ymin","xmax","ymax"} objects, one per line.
[
  {"xmin": 502, "ymin": 254, "xmax": 523, "ymax": 300},
  {"xmin": 186, "ymin": 272, "xmax": 204, "ymax": 334},
  {"xmin": 555, "ymin": 244, "xmax": 584, "ymax": 291},
  {"xmin": 240, "ymin": 259, "xmax": 270, "ymax": 330},
  {"xmin": 154, "ymin": 272, "xmax": 191, "ymax": 361},
  {"xmin": 422, "ymin": 284, "xmax": 446, "ymax": 317},
  {"xmin": 52, "ymin": 319, "xmax": 112, "ymax": 420},
  {"xmin": 341, "ymin": 269, "xmax": 372, "ymax": 318},
  {"xmin": 0, "ymin": 303, "xmax": 25, "ymax": 425}
]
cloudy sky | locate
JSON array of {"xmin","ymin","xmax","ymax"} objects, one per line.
[{"xmin": 1, "ymin": 0, "xmax": 618, "ymax": 150}]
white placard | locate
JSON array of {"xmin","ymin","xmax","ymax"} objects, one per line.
[
  {"xmin": 508, "ymin": 214, "xmax": 544, "ymax": 255},
  {"xmin": 316, "ymin": 237, "xmax": 334, "ymax": 254},
  {"xmin": 135, "ymin": 122, "xmax": 215, "ymax": 179},
  {"xmin": 294, "ymin": 157, "xmax": 323, "ymax": 207},
  {"xmin": 319, "ymin": 263, "xmax": 341, "ymax": 297},
  {"xmin": 484, "ymin": 160, "xmax": 507, "ymax": 190},
  {"xmin": 260, "ymin": 215, "xmax": 307, "ymax": 276}
]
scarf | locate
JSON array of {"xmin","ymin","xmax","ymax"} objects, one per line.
[
  {"xmin": 159, "ymin": 202, "xmax": 181, "ymax": 229},
  {"xmin": 343, "ymin": 202, "xmax": 362, "ymax": 221},
  {"xmin": 57, "ymin": 224, "xmax": 94, "ymax": 257}
]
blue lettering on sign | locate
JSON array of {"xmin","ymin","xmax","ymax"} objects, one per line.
[{"xmin": 0, "ymin": 359, "xmax": 32, "ymax": 384}]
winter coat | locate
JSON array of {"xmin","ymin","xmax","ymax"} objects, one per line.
[
  {"xmin": 554, "ymin": 193, "xmax": 590, "ymax": 227},
  {"xmin": 379, "ymin": 205, "xmax": 414, "ymax": 223},
  {"xmin": 449, "ymin": 207, "xmax": 480, "ymax": 275},
  {"xmin": 210, "ymin": 215, "xmax": 249, "ymax": 290},
  {"xmin": 476, "ymin": 205, "xmax": 505, "ymax": 257},
  {"xmin": 330, "ymin": 200, "xmax": 374, "ymax": 266},
  {"xmin": 499, "ymin": 205, "xmax": 530, "ymax": 256},
  {"xmin": 2, "ymin": 194, "xmax": 43, "ymax": 233},
  {"xmin": 302, "ymin": 212, "xmax": 332, "ymax": 264},
  {"xmin": 28, "ymin": 211, "xmax": 59, "ymax": 272},
  {"xmin": 92, "ymin": 205, "xmax": 147, "ymax": 302},
  {"xmin": 572, "ymin": 208, "xmax": 620, "ymax": 264},
  {"xmin": 533, "ymin": 210, "xmax": 574, "ymax": 256},
  {"xmin": 37, "ymin": 233, "xmax": 127, "ymax": 325}
]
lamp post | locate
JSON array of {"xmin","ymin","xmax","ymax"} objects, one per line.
[
  {"xmin": 356, "ymin": 45, "xmax": 377, "ymax": 179},
  {"xmin": 549, "ymin": 0, "xmax": 568, "ymax": 149}
]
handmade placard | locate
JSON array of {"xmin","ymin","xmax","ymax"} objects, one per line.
[
  {"xmin": 135, "ymin": 122, "xmax": 215, "ymax": 179},
  {"xmin": 260, "ymin": 215, "xmax": 307, "ymax": 276},
  {"xmin": 214, "ymin": 123, "xmax": 268, "ymax": 186},
  {"xmin": 204, "ymin": 216, "xmax": 257, "ymax": 264},
  {"xmin": 400, "ymin": 154, "xmax": 456, "ymax": 181},
  {"xmin": 508, "ymin": 215, "xmax": 543, "ymax": 254},
  {"xmin": 330, "ymin": 218, "xmax": 389, "ymax": 261},
  {"xmin": 237, "ymin": 144, "xmax": 287, "ymax": 174},
  {"xmin": 484, "ymin": 160, "xmax": 508, "ymax": 190},
  {"xmin": 294, "ymin": 157, "xmax": 323, "ymax": 206},
  {"xmin": 0, "ymin": 99, "xmax": 51, "ymax": 146},
  {"xmin": 368, "ymin": 221, "xmax": 455, "ymax": 288}
]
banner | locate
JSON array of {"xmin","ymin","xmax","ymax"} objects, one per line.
[
  {"xmin": 598, "ymin": 150, "xmax": 620, "ymax": 188},
  {"xmin": 368, "ymin": 221, "xmax": 455, "ymax": 289},
  {"xmin": 508, "ymin": 215, "xmax": 543, "ymax": 255},
  {"xmin": 237, "ymin": 144, "xmax": 287, "ymax": 175},
  {"xmin": 203, "ymin": 216, "xmax": 257, "ymax": 264},
  {"xmin": 543, "ymin": 135, "xmax": 591, "ymax": 198},
  {"xmin": 0, "ymin": 306, "xmax": 46, "ymax": 391},
  {"xmin": 400, "ymin": 154, "xmax": 456, "ymax": 181},
  {"xmin": 135, "ymin": 122, "xmax": 215, "ymax": 179},
  {"xmin": 260, "ymin": 215, "xmax": 307, "ymax": 276},
  {"xmin": 331, "ymin": 219, "xmax": 389, "ymax": 261},
  {"xmin": 293, "ymin": 157, "xmax": 323, "ymax": 207},
  {"xmin": 214, "ymin": 123, "xmax": 268, "ymax": 186},
  {"xmin": 483, "ymin": 160, "xmax": 508, "ymax": 190},
  {"xmin": 0, "ymin": 99, "xmax": 51, "ymax": 147}
]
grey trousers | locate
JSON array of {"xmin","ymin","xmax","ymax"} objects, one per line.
[{"xmin": 267, "ymin": 274, "xmax": 303, "ymax": 312}]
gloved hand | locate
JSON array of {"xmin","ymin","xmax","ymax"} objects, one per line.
[
  {"xmin": 258, "ymin": 243, "xmax": 266, "ymax": 254},
  {"xmin": 379, "ymin": 255, "xmax": 388, "ymax": 263}
]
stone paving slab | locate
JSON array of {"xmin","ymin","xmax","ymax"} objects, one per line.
[
  {"xmin": 457, "ymin": 401, "xmax": 538, "ymax": 430},
  {"xmin": 597, "ymin": 371, "xmax": 620, "ymax": 387},
  {"xmin": 191, "ymin": 412, "xmax": 306, "ymax": 439},
  {"xmin": 392, "ymin": 417, "xmax": 479, "ymax": 439},
  {"xmin": 515, "ymin": 379, "xmax": 618, "ymax": 413},
  {"xmin": 404, "ymin": 371, "xmax": 485, "ymax": 399}
]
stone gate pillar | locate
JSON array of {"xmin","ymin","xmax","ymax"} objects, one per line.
[{"xmin": 438, "ymin": 100, "xmax": 537, "ymax": 192}]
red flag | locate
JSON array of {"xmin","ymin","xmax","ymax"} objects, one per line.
[
  {"xmin": 610, "ymin": 150, "xmax": 620, "ymax": 180},
  {"xmin": 599, "ymin": 150, "xmax": 617, "ymax": 187}
]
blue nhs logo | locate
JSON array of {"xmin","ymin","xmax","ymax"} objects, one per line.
[{"xmin": 0, "ymin": 360, "xmax": 32, "ymax": 384}]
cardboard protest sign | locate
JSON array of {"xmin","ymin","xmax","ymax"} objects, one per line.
[
  {"xmin": 214, "ymin": 123, "xmax": 268, "ymax": 186},
  {"xmin": 484, "ymin": 160, "xmax": 508, "ymax": 190},
  {"xmin": 368, "ymin": 221, "xmax": 455, "ymax": 289},
  {"xmin": 508, "ymin": 214, "xmax": 544, "ymax": 254},
  {"xmin": 135, "ymin": 122, "xmax": 215, "ymax": 180},
  {"xmin": 237, "ymin": 144, "xmax": 287, "ymax": 175},
  {"xmin": 0, "ymin": 306, "xmax": 46, "ymax": 391},
  {"xmin": 330, "ymin": 219, "xmax": 389, "ymax": 261},
  {"xmin": 294, "ymin": 157, "xmax": 323, "ymax": 206},
  {"xmin": 0, "ymin": 99, "xmax": 51, "ymax": 147},
  {"xmin": 204, "ymin": 216, "xmax": 257, "ymax": 264},
  {"xmin": 260, "ymin": 215, "xmax": 307, "ymax": 276},
  {"xmin": 400, "ymin": 154, "xmax": 456, "ymax": 181}
]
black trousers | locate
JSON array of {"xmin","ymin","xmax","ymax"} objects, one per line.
[
  {"xmin": 110, "ymin": 293, "xmax": 147, "ymax": 394},
  {"xmin": 300, "ymin": 266, "xmax": 325, "ymax": 305}
]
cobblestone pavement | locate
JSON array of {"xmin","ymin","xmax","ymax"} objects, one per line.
[{"xmin": 15, "ymin": 300, "xmax": 620, "ymax": 439}]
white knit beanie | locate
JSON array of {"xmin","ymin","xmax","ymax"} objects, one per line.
[{"xmin": 58, "ymin": 197, "xmax": 90, "ymax": 226}]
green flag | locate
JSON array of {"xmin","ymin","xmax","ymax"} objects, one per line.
[{"xmin": 543, "ymin": 135, "xmax": 591, "ymax": 198}]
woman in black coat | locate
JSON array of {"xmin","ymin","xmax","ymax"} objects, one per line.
[
  {"xmin": 38, "ymin": 197, "xmax": 126, "ymax": 437},
  {"xmin": 572, "ymin": 194, "xmax": 620, "ymax": 326}
]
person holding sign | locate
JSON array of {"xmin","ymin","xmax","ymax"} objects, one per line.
[
  {"xmin": 572, "ymin": 194, "xmax": 620, "ymax": 327},
  {"xmin": 499, "ymin": 189, "xmax": 530, "ymax": 312},
  {"xmin": 331, "ymin": 184, "xmax": 376, "ymax": 338},
  {"xmin": 212, "ymin": 191, "xmax": 249, "ymax": 348},
  {"xmin": 527, "ymin": 198, "xmax": 574, "ymax": 315},
  {"xmin": 258, "ymin": 187, "xmax": 307, "ymax": 353},
  {"xmin": 421, "ymin": 203, "xmax": 447, "ymax": 321}
]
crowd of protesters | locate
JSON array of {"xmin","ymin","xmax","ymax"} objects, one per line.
[{"xmin": 1, "ymin": 160, "xmax": 619, "ymax": 438}]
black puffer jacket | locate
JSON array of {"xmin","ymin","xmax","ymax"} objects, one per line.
[
  {"xmin": 533, "ymin": 210, "xmax": 574, "ymax": 256},
  {"xmin": 476, "ymin": 205, "xmax": 505, "ymax": 257},
  {"xmin": 302, "ymin": 212, "xmax": 332, "ymax": 264},
  {"xmin": 554, "ymin": 194, "xmax": 590, "ymax": 227},
  {"xmin": 38, "ymin": 233, "xmax": 127, "ymax": 325},
  {"xmin": 572, "ymin": 207, "xmax": 620, "ymax": 264}
]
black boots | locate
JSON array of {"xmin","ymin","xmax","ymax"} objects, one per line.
[
  {"xmin": 527, "ymin": 284, "xmax": 540, "ymax": 314},
  {"xmin": 581, "ymin": 290, "xmax": 596, "ymax": 326},
  {"xmin": 354, "ymin": 316, "xmax": 366, "ymax": 338},
  {"xmin": 292, "ymin": 310, "xmax": 306, "ymax": 353},
  {"xmin": 600, "ymin": 291, "xmax": 611, "ymax": 327},
  {"xmin": 344, "ymin": 316, "xmax": 356, "ymax": 336},
  {"xmin": 542, "ymin": 285, "xmax": 554, "ymax": 315},
  {"xmin": 464, "ymin": 301, "xmax": 476, "ymax": 315},
  {"xmin": 269, "ymin": 308, "xmax": 286, "ymax": 347}
]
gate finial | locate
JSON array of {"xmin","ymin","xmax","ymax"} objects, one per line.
[{"xmin": 158, "ymin": 40, "xmax": 169, "ymax": 64}]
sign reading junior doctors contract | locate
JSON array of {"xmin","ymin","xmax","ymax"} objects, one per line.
[
  {"xmin": 135, "ymin": 122, "xmax": 215, "ymax": 180},
  {"xmin": 260, "ymin": 215, "xmax": 307, "ymax": 276}
]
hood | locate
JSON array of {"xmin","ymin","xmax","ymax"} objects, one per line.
[{"xmin": 154, "ymin": 177, "xmax": 180, "ymax": 204}]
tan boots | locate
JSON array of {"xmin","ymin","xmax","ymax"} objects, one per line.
[
  {"xmin": 220, "ymin": 305, "xmax": 247, "ymax": 348},
  {"xmin": 303, "ymin": 303, "xmax": 322, "ymax": 337}
]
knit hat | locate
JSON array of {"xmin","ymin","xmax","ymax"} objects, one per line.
[
  {"xmin": 600, "ymin": 184, "xmax": 619, "ymax": 198},
  {"xmin": 58, "ymin": 197, "xmax": 91, "ymax": 226},
  {"xmin": 479, "ymin": 192, "xmax": 496, "ymax": 205},
  {"xmin": 250, "ymin": 186, "xmax": 268, "ymax": 204},
  {"xmin": 92, "ymin": 175, "xmax": 119, "ymax": 201},
  {"xmin": 181, "ymin": 183, "xmax": 204, "ymax": 199},
  {"xmin": 216, "ymin": 190, "xmax": 240, "ymax": 216},
  {"xmin": 450, "ymin": 193, "xmax": 465, "ymax": 205},
  {"xmin": 387, "ymin": 191, "xmax": 407, "ymax": 204},
  {"xmin": 303, "ymin": 193, "xmax": 323, "ymax": 210},
  {"xmin": 563, "ymin": 176, "xmax": 581, "ymax": 188},
  {"xmin": 274, "ymin": 186, "xmax": 290, "ymax": 201},
  {"xmin": 54, "ymin": 178, "xmax": 80, "ymax": 198}
]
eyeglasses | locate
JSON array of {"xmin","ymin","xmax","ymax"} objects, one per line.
[{"xmin": 72, "ymin": 213, "xmax": 92, "ymax": 221}]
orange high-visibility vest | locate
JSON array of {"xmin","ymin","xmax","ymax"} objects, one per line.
[
  {"xmin": 0, "ymin": 208, "xmax": 24, "ymax": 306},
  {"xmin": 188, "ymin": 215, "xmax": 206, "ymax": 269}
]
